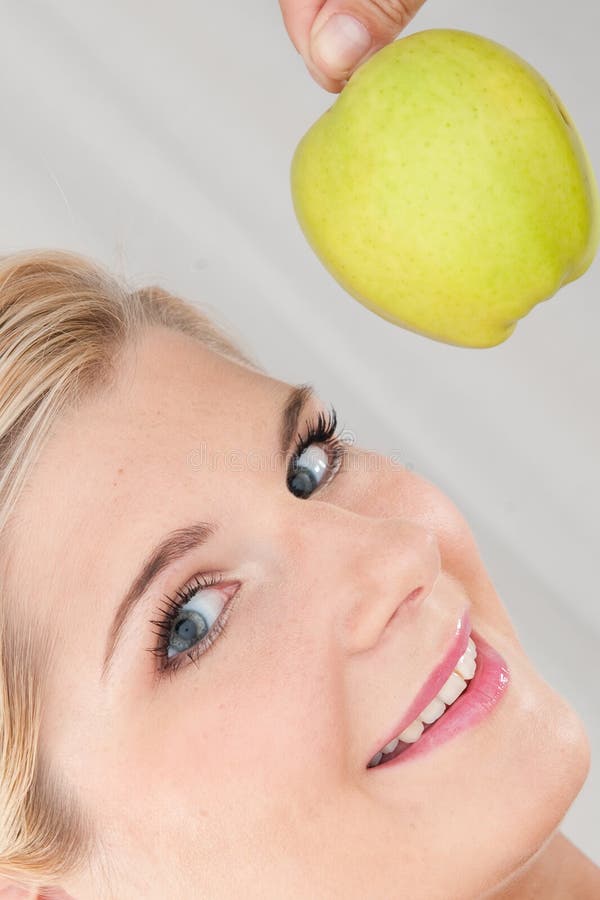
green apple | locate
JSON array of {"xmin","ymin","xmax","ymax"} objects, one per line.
[{"xmin": 290, "ymin": 28, "xmax": 599, "ymax": 348}]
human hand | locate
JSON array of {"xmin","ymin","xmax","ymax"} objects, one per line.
[{"xmin": 278, "ymin": 0, "xmax": 428, "ymax": 92}]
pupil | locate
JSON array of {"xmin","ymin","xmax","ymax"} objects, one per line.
[
  {"xmin": 176, "ymin": 618, "xmax": 197, "ymax": 641},
  {"xmin": 170, "ymin": 609, "xmax": 210, "ymax": 655}
]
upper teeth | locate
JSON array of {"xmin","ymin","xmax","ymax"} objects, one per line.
[{"xmin": 370, "ymin": 637, "xmax": 478, "ymax": 766}]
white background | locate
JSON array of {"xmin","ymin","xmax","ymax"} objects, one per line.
[{"xmin": 0, "ymin": 0, "xmax": 598, "ymax": 865}]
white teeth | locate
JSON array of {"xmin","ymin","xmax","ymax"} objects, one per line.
[
  {"xmin": 368, "ymin": 636, "xmax": 479, "ymax": 768},
  {"xmin": 419, "ymin": 696, "xmax": 446, "ymax": 724},
  {"xmin": 437, "ymin": 671, "xmax": 468, "ymax": 705},
  {"xmin": 382, "ymin": 736, "xmax": 400, "ymax": 754},
  {"xmin": 454, "ymin": 649, "xmax": 476, "ymax": 681},
  {"xmin": 397, "ymin": 718, "xmax": 425, "ymax": 743}
]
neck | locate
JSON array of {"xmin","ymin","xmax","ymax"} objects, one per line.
[{"xmin": 488, "ymin": 830, "xmax": 600, "ymax": 899}]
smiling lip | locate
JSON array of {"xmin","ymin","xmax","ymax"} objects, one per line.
[
  {"xmin": 376, "ymin": 629, "xmax": 510, "ymax": 767},
  {"xmin": 367, "ymin": 608, "xmax": 472, "ymax": 765}
]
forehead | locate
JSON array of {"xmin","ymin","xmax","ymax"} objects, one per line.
[
  {"xmin": 27, "ymin": 324, "xmax": 279, "ymax": 489},
  {"xmin": 6, "ymin": 325, "xmax": 283, "ymax": 624}
]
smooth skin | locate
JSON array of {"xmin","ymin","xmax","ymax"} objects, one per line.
[{"xmin": 1, "ymin": 325, "xmax": 598, "ymax": 898}]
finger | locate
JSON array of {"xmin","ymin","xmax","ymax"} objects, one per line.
[
  {"xmin": 278, "ymin": 0, "xmax": 326, "ymax": 55},
  {"xmin": 310, "ymin": 0, "xmax": 427, "ymax": 86},
  {"xmin": 279, "ymin": 1, "xmax": 336, "ymax": 90},
  {"xmin": 279, "ymin": 0, "xmax": 427, "ymax": 92}
]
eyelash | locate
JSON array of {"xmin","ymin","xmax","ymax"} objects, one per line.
[
  {"xmin": 148, "ymin": 571, "xmax": 228, "ymax": 680},
  {"xmin": 148, "ymin": 406, "xmax": 348, "ymax": 678}
]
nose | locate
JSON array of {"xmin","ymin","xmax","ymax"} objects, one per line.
[{"xmin": 335, "ymin": 514, "xmax": 442, "ymax": 655}]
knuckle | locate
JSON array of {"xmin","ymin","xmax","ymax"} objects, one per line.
[{"xmin": 367, "ymin": 0, "xmax": 417, "ymax": 30}]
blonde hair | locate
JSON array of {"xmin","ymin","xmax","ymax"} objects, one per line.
[{"xmin": 0, "ymin": 248, "xmax": 263, "ymax": 892}]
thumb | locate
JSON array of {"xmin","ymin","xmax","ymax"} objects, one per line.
[{"xmin": 279, "ymin": 0, "xmax": 427, "ymax": 92}]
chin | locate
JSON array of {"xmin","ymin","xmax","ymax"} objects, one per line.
[
  {"xmin": 477, "ymin": 635, "xmax": 592, "ymax": 898},
  {"xmin": 527, "ymin": 681, "xmax": 591, "ymax": 834}
]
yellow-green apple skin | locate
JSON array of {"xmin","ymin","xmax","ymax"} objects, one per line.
[{"xmin": 290, "ymin": 28, "xmax": 599, "ymax": 348}]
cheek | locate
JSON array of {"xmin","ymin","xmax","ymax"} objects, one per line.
[{"xmin": 123, "ymin": 629, "xmax": 337, "ymax": 826}]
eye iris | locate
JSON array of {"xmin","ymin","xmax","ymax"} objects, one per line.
[
  {"xmin": 289, "ymin": 469, "xmax": 316, "ymax": 498},
  {"xmin": 289, "ymin": 445, "xmax": 329, "ymax": 499},
  {"xmin": 172, "ymin": 610, "xmax": 208, "ymax": 652}
]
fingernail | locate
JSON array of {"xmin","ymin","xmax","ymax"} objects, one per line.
[{"xmin": 311, "ymin": 14, "xmax": 372, "ymax": 77}]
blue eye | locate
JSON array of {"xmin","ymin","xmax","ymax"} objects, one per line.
[
  {"xmin": 287, "ymin": 406, "xmax": 347, "ymax": 499},
  {"xmin": 163, "ymin": 583, "xmax": 222, "ymax": 659},
  {"xmin": 149, "ymin": 572, "xmax": 235, "ymax": 678}
]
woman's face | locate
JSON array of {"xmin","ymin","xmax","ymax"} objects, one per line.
[{"xmin": 10, "ymin": 325, "xmax": 589, "ymax": 899}]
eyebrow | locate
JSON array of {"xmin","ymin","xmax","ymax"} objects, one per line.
[{"xmin": 101, "ymin": 381, "xmax": 315, "ymax": 681}]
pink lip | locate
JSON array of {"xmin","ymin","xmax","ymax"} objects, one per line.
[
  {"xmin": 367, "ymin": 608, "xmax": 472, "ymax": 764},
  {"xmin": 367, "ymin": 627, "xmax": 510, "ymax": 769}
]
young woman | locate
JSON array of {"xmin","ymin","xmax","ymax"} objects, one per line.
[{"xmin": 0, "ymin": 250, "xmax": 598, "ymax": 899}]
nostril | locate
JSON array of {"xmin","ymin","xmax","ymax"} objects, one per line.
[
  {"xmin": 404, "ymin": 586, "xmax": 424, "ymax": 607},
  {"xmin": 385, "ymin": 585, "xmax": 424, "ymax": 632}
]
